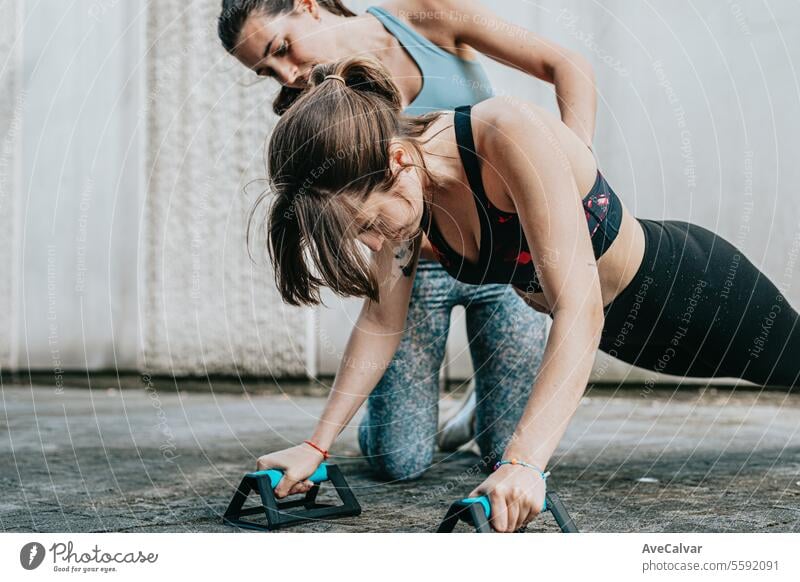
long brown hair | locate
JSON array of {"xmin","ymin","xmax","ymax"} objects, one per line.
[
  {"xmin": 263, "ymin": 57, "xmax": 441, "ymax": 306},
  {"xmin": 217, "ymin": 0, "xmax": 357, "ymax": 115}
]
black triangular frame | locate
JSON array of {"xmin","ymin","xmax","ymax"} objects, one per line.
[
  {"xmin": 223, "ymin": 464, "xmax": 362, "ymax": 531},
  {"xmin": 437, "ymin": 487, "xmax": 579, "ymax": 533}
]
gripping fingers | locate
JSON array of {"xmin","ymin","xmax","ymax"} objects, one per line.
[
  {"xmin": 505, "ymin": 501, "xmax": 521, "ymax": 534},
  {"xmin": 287, "ymin": 480, "xmax": 314, "ymax": 496},
  {"xmin": 518, "ymin": 492, "xmax": 544, "ymax": 531},
  {"xmin": 273, "ymin": 473, "xmax": 302, "ymax": 499},
  {"xmin": 488, "ymin": 491, "xmax": 508, "ymax": 533},
  {"xmin": 519, "ymin": 500, "xmax": 537, "ymax": 531}
]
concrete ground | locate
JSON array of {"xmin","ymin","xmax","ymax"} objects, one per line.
[{"xmin": 1, "ymin": 381, "xmax": 799, "ymax": 533}]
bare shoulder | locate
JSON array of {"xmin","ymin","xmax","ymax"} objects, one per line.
[
  {"xmin": 388, "ymin": 0, "xmax": 468, "ymax": 15},
  {"xmin": 380, "ymin": 0, "xmax": 449, "ymax": 19},
  {"xmin": 384, "ymin": 0, "xmax": 470, "ymax": 45},
  {"xmin": 470, "ymin": 97, "xmax": 555, "ymax": 152},
  {"xmin": 471, "ymin": 98, "xmax": 598, "ymax": 193}
]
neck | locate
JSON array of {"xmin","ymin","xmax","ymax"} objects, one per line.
[
  {"xmin": 416, "ymin": 114, "xmax": 469, "ymax": 205},
  {"xmin": 321, "ymin": 11, "xmax": 396, "ymax": 63}
]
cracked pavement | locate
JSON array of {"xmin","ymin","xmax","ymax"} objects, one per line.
[{"xmin": 1, "ymin": 381, "xmax": 798, "ymax": 533}]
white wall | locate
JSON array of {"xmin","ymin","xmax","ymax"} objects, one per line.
[
  {"xmin": 0, "ymin": 0, "xmax": 21, "ymax": 371},
  {"xmin": 535, "ymin": 0, "xmax": 800, "ymax": 383},
  {"xmin": 140, "ymin": 0, "xmax": 313, "ymax": 377},
  {"xmin": 319, "ymin": 0, "xmax": 800, "ymax": 383},
  {"xmin": 0, "ymin": 0, "xmax": 313, "ymax": 378},
  {"xmin": 0, "ymin": 1, "xmax": 798, "ymax": 383},
  {"xmin": 11, "ymin": 0, "xmax": 144, "ymax": 372}
]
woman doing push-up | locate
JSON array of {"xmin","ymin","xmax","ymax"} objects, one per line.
[{"xmin": 255, "ymin": 57, "xmax": 800, "ymax": 532}]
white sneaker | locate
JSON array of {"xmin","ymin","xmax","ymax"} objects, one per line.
[{"xmin": 438, "ymin": 381, "xmax": 477, "ymax": 452}]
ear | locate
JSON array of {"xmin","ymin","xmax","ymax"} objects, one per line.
[
  {"xmin": 295, "ymin": 0, "xmax": 321, "ymax": 20},
  {"xmin": 387, "ymin": 141, "xmax": 413, "ymax": 175}
]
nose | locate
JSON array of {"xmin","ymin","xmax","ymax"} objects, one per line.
[
  {"xmin": 276, "ymin": 65, "xmax": 299, "ymax": 87},
  {"xmin": 359, "ymin": 233, "xmax": 385, "ymax": 253},
  {"xmin": 367, "ymin": 236, "xmax": 384, "ymax": 253}
]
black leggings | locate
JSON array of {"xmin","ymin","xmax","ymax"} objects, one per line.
[{"xmin": 600, "ymin": 218, "xmax": 800, "ymax": 387}]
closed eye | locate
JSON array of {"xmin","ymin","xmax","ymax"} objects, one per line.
[
  {"xmin": 255, "ymin": 41, "xmax": 288, "ymax": 77},
  {"xmin": 274, "ymin": 40, "xmax": 289, "ymax": 57}
]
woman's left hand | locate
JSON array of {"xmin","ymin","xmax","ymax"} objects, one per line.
[{"xmin": 469, "ymin": 463, "xmax": 546, "ymax": 533}]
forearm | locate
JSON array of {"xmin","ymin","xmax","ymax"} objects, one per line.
[
  {"xmin": 310, "ymin": 317, "xmax": 403, "ymax": 450},
  {"xmin": 552, "ymin": 52, "xmax": 597, "ymax": 147},
  {"xmin": 448, "ymin": 1, "xmax": 597, "ymax": 144},
  {"xmin": 504, "ymin": 312, "xmax": 602, "ymax": 469}
]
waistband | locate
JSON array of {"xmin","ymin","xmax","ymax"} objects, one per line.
[{"xmin": 603, "ymin": 217, "xmax": 653, "ymax": 316}]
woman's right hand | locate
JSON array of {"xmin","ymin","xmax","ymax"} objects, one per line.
[{"xmin": 255, "ymin": 443, "xmax": 325, "ymax": 499}]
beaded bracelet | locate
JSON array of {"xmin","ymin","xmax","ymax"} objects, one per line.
[
  {"xmin": 303, "ymin": 439, "xmax": 330, "ymax": 460},
  {"xmin": 493, "ymin": 458, "xmax": 550, "ymax": 481}
]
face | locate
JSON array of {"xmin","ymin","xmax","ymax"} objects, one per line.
[
  {"xmin": 355, "ymin": 148, "xmax": 425, "ymax": 253},
  {"xmin": 233, "ymin": 2, "xmax": 339, "ymax": 88}
]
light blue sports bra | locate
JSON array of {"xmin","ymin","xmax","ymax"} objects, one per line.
[{"xmin": 366, "ymin": 6, "xmax": 494, "ymax": 113}]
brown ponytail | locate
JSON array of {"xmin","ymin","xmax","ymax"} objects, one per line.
[
  {"xmin": 263, "ymin": 57, "xmax": 440, "ymax": 306},
  {"xmin": 307, "ymin": 59, "xmax": 404, "ymax": 111},
  {"xmin": 273, "ymin": 54, "xmax": 405, "ymax": 116}
]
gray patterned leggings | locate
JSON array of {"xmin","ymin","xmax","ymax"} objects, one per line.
[{"xmin": 358, "ymin": 260, "xmax": 549, "ymax": 481}]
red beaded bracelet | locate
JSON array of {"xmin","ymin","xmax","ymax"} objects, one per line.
[{"xmin": 303, "ymin": 440, "xmax": 330, "ymax": 460}]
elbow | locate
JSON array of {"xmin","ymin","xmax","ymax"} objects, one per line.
[
  {"xmin": 588, "ymin": 298, "xmax": 605, "ymax": 336},
  {"xmin": 582, "ymin": 303, "xmax": 605, "ymax": 342},
  {"xmin": 553, "ymin": 300, "xmax": 605, "ymax": 340},
  {"xmin": 554, "ymin": 49, "xmax": 595, "ymax": 84},
  {"xmin": 590, "ymin": 306, "xmax": 605, "ymax": 340},
  {"xmin": 361, "ymin": 301, "xmax": 407, "ymax": 337}
]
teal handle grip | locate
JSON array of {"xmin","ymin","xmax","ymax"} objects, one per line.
[
  {"xmin": 457, "ymin": 496, "xmax": 491, "ymax": 518},
  {"xmin": 458, "ymin": 493, "xmax": 547, "ymax": 517},
  {"xmin": 247, "ymin": 462, "xmax": 329, "ymax": 489}
]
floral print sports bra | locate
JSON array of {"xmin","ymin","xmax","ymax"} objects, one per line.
[{"xmin": 419, "ymin": 105, "xmax": 623, "ymax": 294}]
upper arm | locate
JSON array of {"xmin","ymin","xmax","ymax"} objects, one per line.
[
  {"xmin": 415, "ymin": 0, "xmax": 586, "ymax": 82},
  {"xmin": 360, "ymin": 233, "xmax": 422, "ymax": 331},
  {"xmin": 480, "ymin": 106, "xmax": 603, "ymax": 319}
]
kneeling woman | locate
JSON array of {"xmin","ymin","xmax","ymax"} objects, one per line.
[{"xmin": 258, "ymin": 58, "xmax": 800, "ymax": 532}]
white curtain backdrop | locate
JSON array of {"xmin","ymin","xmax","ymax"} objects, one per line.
[
  {"xmin": 0, "ymin": 0, "xmax": 21, "ymax": 370},
  {"xmin": 141, "ymin": 0, "xmax": 313, "ymax": 376}
]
